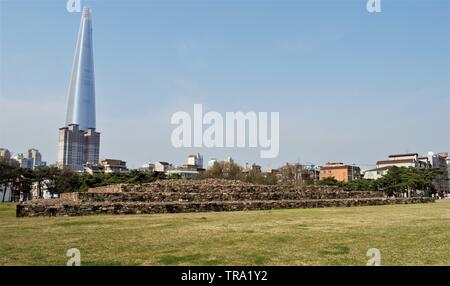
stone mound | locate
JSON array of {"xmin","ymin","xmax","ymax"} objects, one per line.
[{"xmin": 16, "ymin": 179, "xmax": 434, "ymax": 217}]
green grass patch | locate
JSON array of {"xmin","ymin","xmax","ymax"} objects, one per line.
[
  {"xmin": 0, "ymin": 201, "xmax": 449, "ymax": 265},
  {"xmin": 319, "ymin": 245, "xmax": 351, "ymax": 256},
  {"xmin": 157, "ymin": 254, "xmax": 206, "ymax": 265},
  {"xmin": 56, "ymin": 220, "xmax": 115, "ymax": 227}
]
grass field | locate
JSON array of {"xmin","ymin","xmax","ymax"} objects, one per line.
[{"xmin": 0, "ymin": 201, "xmax": 449, "ymax": 266}]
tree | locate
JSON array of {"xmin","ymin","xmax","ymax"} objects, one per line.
[
  {"xmin": 377, "ymin": 166, "xmax": 445, "ymax": 196},
  {"xmin": 0, "ymin": 159, "xmax": 19, "ymax": 202},
  {"xmin": 317, "ymin": 177, "xmax": 340, "ymax": 187},
  {"xmin": 17, "ymin": 168, "xmax": 34, "ymax": 201},
  {"xmin": 348, "ymin": 178, "xmax": 378, "ymax": 192},
  {"xmin": 53, "ymin": 168, "xmax": 80, "ymax": 194},
  {"xmin": 199, "ymin": 161, "xmax": 243, "ymax": 180}
]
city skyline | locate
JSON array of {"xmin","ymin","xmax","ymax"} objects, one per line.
[{"xmin": 1, "ymin": 1, "xmax": 449, "ymax": 169}]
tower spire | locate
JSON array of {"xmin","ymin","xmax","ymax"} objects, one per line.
[{"xmin": 66, "ymin": 5, "xmax": 96, "ymax": 131}]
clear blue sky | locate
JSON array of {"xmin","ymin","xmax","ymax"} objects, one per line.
[{"xmin": 1, "ymin": 0, "xmax": 449, "ymax": 169}]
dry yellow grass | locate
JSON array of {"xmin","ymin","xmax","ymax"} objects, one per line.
[{"xmin": 0, "ymin": 201, "xmax": 449, "ymax": 265}]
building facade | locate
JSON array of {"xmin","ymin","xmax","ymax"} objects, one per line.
[
  {"xmin": 57, "ymin": 6, "xmax": 100, "ymax": 171},
  {"xmin": 187, "ymin": 153, "xmax": 203, "ymax": 169},
  {"xmin": 0, "ymin": 148, "xmax": 11, "ymax": 161},
  {"xmin": 376, "ymin": 153, "xmax": 425, "ymax": 169},
  {"xmin": 428, "ymin": 152, "xmax": 449, "ymax": 194},
  {"xmin": 139, "ymin": 163, "xmax": 155, "ymax": 173},
  {"xmin": 25, "ymin": 149, "xmax": 45, "ymax": 169},
  {"xmin": 155, "ymin": 161, "xmax": 172, "ymax": 173},
  {"xmin": 364, "ymin": 152, "xmax": 449, "ymax": 194},
  {"xmin": 58, "ymin": 124, "xmax": 100, "ymax": 171},
  {"xmin": 11, "ymin": 149, "xmax": 46, "ymax": 170},
  {"xmin": 166, "ymin": 169, "xmax": 199, "ymax": 178},
  {"xmin": 100, "ymin": 159, "xmax": 128, "ymax": 173},
  {"xmin": 363, "ymin": 166, "xmax": 391, "ymax": 180},
  {"xmin": 12, "ymin": 153, "xmax": 28, "ymax": 168},
  {"xmin": 319, "ymin": 162, "xmax": 361, "ymax": 182}
]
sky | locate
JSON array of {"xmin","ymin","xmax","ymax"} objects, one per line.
[{"xmin": 0, "ymin": 0, "xmax": 449, "ymax": 170}]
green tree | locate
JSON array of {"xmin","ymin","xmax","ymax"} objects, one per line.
[
  {"xmin": 0, "ymin": 159, "xmax": 19, "ymax": 202},
  {"xmin": 199, "ymin": 161, "xmax": 243, "ymax": 180},
  {"xmin": 317, "ymin": 177, "xmax": 340, "ymax": 187}
]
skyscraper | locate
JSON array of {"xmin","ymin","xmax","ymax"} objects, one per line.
[
  {"xmin": 66, "ymin": 6, "xmax": 96, "ymax": 131},
  {"xmin": 58, "ymin": 6, "xmax": 100, "ymax": 171}
]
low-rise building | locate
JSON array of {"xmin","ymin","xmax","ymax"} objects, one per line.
[
  {"xmin": 364, "ymin": 152, "xmax": 449, "ymax": 194},
  {"xmin": 242, "ymin": 163, "xmax": 262, "ymax": 174},
  {"xmin": 83, "ymin": 163, "xmax": 101, "ymax": 175},
  {"xmin": 154, "ymin": 161, "xmax": 172, "ymax": 173},
  {"xmin": 187, "ymin": 153, "xmax": 203, "ymax": 169},
  {"xmin": 139, "ymin": 163, "xmax": 155, "ymax": 173},
  {"xmin": 363, "ymin": 166, "xmax": 391, "ymax": 180},
  {"xmin": 319, "ymin": 162, "xmax": 361, "ymax": 182},
  {"xmin": 376, "ymin": 153, "xmax": 425, "ymax": 169},
  {"xmin": 166, "ymin": 168, "xmax": 199, "ymax": 179},
  {"xmin": 100, "ymin": 159, "xmax": 128, "ymax": 174},
  {"xmin": 274, "ymin": 163, "xmax": 319, "ymax": 184}
]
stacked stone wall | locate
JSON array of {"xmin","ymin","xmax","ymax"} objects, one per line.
[
  {"xmin": 17, "ymin": 197, "xmax": 434, "ymax": 217},
  {"xmin": 17, "ymin": 179, "xmax": 434, "ymax": 217}
]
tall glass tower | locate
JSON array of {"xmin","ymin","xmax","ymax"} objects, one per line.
[
  {"xmin": 58, "ymin": 6, "xmax": 100, "ymax": 171},
  {"xmin": 66, "ymin": 6, "xmax": 96, "ymax": 131}
]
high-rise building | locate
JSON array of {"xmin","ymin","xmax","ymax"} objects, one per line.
[
  {"xmin": 83, "ymin": 128, "xmax": 100, "ymax": 164},
  {"xmin": 58, "ymin": 6, "xmax": 100, "ymax": 171},
  {"xmin": 58, "ymin": 124, "xmax": 99, "ymax": 171},
  {"xmin": 12, "ymin": 153, "xmax": 28, "ymax": 168},
  {"xmin": 66, "ymin": 6, "xmax": 96, "ymax": 131},
  {"xmin": 0, "ymin": 148, "xmax": 11, "ymax": 161},
  {"xmin": 25, "ymin": 149, "xmax": 44, "ymax": 169},
  {"xmin": 12, "ymin": 149, "xmax": 46, "ymax": 170}
]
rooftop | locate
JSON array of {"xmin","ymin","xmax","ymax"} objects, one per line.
[
  {"xmin": 377, "ymin": 158, "xmax": 416, "ymax": 165},
  {"xmin": 388, "ymin": 153, "xmax": 418, "ymax": 158}
]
